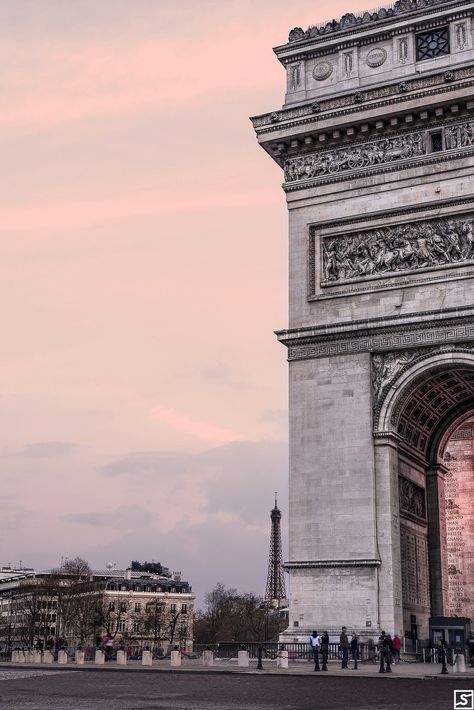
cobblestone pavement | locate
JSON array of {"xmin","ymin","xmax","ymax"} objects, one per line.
[{"xmin": 0, "ymin": 669, "xmax": 473, "ymax": 710}]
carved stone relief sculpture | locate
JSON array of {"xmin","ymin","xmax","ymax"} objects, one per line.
[
  {"xmin": 372, "ymin": 351, "xmax": 418, "ymax": 403},
  {"xmin": 321, "ymin": 215, "xmax": 474, "ymax": 284},
  {"xmin": 399, "ymin": 477, "xmax": 427, "ymax": 519},
  {"xmin": 284, "ymin": 132, "xmax": 426, "ymax": 182},
  {"xmin": 445, "ymin": 120, "xmax": 474, "ymax": 149}
]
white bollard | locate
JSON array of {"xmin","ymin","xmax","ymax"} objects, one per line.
[
  {"xmin": 42, "ymin": 650, "xmax": 53, "ymax": 664},
  {"xmin": 17, "ymin": 651, "xmax": 26, "ymax": 663},
  {"xmin": 142, "ymin": 650, "xmax": 153, "ymax": 666},
  {"xmin": 57, "ymin": 650, "xmax": 68, "ymax": 665},
  {"xmin": 453, "ymin": 653, "xmax": 466, "ymax": 673},
  {"xmin": 95, "ymin": 650, "xmax": 105, "ymax": 665},
  {"xmin": 170, "ymin": 650, "xmax": 181, "ymax": 667},
  {"xmin": 238, "ymin": 650, "xmax": 249, "ymax": 667},
  {"xmin": 277, "ymin": 649, "xmax": 289, "ymax": 669},
  {"xmin": 11, "ymin": 651, "xmax": 17, "ymax": 663},
  {"xmin": 202, "ymin": 649, "xmax": 214, "ymax": 667},
  {"xmin": 24, "ymin": 650, "xmax": 33, "ymax": 663},
  {"xmin": 75, "ymin": 650, "xmax": 85, "ymax": 665},
  {"xmin": 32, "ymin": 650, "xmax": 42, "ymax": 664},
  {"xmin": 116, "ymin": 650, "xmax": 127, "ymax": 666}
]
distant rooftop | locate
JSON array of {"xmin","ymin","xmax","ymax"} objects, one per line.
[{"xmin": 287, "ymin": 0, "xmax": 462, "ymax": 44}]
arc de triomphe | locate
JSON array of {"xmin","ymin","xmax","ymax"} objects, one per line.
[{"xmin": 251, "ymin": 0, "xmax": 474, "ymax": 642}]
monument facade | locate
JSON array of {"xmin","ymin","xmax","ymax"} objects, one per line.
[{"xmin": 251, "ymin": 0, "xmax": 474, "ymax": 642}]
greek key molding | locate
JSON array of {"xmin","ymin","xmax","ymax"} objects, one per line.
[
  {"xmin": 285, "ymin": 324, "xmax": 474, "ymax": 361},
  {"xmin": 320, "ymin": 214, "xmax": 474, "ymax": 285},
  {"xmin": 283, "ymin": 559, "xmax": 381, "ymax": 570}
]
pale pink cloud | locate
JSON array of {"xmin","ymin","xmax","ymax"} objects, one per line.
[
  {"xmin": 0, "ymin": 187, "xmax": 279, "ymax": 235},
  {"xmin": 151, "ymin": 406, "xmax": 242, "ymax": 444}
]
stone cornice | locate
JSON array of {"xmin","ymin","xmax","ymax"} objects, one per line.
[
  {"xmin": 251, "ymin": 63, "xmax": 474, "ymax": 138},
  {"xmin": 284, "ymin": 559, "xmax": 381, "ymax": 569},
  {"xmin": 277, "ymin": 0, "xmax": 471, "ymax": 54},
  {"xmin": 276, "ymin": 309, "xmax": 474, "ymax": 360}
]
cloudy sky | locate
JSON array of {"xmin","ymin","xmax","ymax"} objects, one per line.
[{"xmin": 0, "ymin": 0, "xmax": 376, "ymax": 606}]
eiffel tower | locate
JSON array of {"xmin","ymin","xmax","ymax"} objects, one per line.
[{"xmin": 265, "ymin": 493, "xmax": 286, "ymax": 604}]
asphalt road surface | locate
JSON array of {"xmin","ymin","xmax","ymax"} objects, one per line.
[{"xmin": 0, "ymin": 670, "xmax": 473, "ymax": 710}]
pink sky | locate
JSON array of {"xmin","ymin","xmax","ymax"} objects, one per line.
[{"xmin": 0, "ymin": 0, "xmax": 378, "ymax": 603}]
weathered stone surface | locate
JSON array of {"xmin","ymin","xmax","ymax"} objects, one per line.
[{"xmin": 252, "ymin": 0, "xmax": 474, "ymax": 644}]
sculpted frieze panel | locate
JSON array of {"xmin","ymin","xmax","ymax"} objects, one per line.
[
  {"xmin": 284, "ymin": 132, "xmax": 426, "ymax": 182},
  {"xmin": 321, "ymin": 215, "xmax": 474, "ymax": 284},
  {"xmin": 399, "ymin": 477, "xmax": 426, "ymax": 520}
]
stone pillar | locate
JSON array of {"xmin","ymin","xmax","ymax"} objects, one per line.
[
  {"xmin": 201, "ymin": 649, "xmax": 214, "ymax": 666},
  {"xmin": 374, "ymin": 434, "xmax": 403, "ymax": 634},
  {"xmin": 170, "ymin": 650, "xmax": 181, "ymax": 667},
  {"xmin": 75, "ymin": 650, "xmax": 85, "ymax": 665},
  {"xmin": 142, "ymin": 650, "xmax": 153, "ymax": 666},
  {"xmin": 116, "ymin": 650, "xmax": 127, "ymax": 665},
  {"xmin": 57, "ymin": 650, "xmax": 68, "ymax": 665},
  {"xmin": 42, "ymin": 651, "xmax": 53, "ymax": 664},
  {"xmin": 426, "ymin": 464, "xmax": 449, "ymax": 616},
  {"xmin": 95, "ymin": 650, "xmax": 105, "ymax": 665},
  {"xmin": 277, "ymin": 649, "xmax": 289, "ymax": 669},
  {"xmin": 237, "ymin": 650, "xmax": 249, "ymax": 667}
]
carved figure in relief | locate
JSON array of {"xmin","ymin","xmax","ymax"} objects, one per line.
[
  {"xmin": 445, "ymin": 120, "xmax": 474, "ymax": 149},
  {"xmin": 321, "ymin": 216, "xmax": 474, "ymax": 283},
  {"xmin": 372, "ymin": 351, "xmax": 417, "ymax": 401},
  {"xmin": 399, "ymin": 477, "xmax": 426, "ymax": 519},
  {"xmin": 284, "ymin": 132, "xmax": 426, "ymax": 183}
]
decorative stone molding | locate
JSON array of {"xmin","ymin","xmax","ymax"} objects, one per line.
[
  {"xmin": 284, "ymin": 559, "xmax": 381, "ymax": 569},
  {"xmin": 287, "ymin": 0, "xmax": 456, "ymax": 43},
  {"xmin": 284, "ymin": 323, "xmax": 474, "ymax": 361},
  {"xmin": 313, "ymin": 61, "xmax": 333, "ymax": 80},
  {"xmin": 252, "ymin": 64, "xmax": 474, "ymax": 133},
  {"xmin": 445, "ymin": 119, "xmax": 474, "ymax": 148},
  {"xmin": 284, "ymin": 131, "xmax": 426, "ymax": 183},
  {"xmin": 366, "ymin": 47, "xmax": 387, "ymax": 67},
  {"xmin": 321, "ymin": 214, "xmax": 474, "ymax": 285},
  {"xmin": 372, "ymin": 351, "xmax": 418, "ymax": 404},
  {"xmin": 399, "ymin": 476, "xmax": 427, "ymax": 520}
]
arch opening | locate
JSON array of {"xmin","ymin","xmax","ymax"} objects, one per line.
[{"xmin": 382, "ymin": 360, "xmax": 474, "ymax": 643}]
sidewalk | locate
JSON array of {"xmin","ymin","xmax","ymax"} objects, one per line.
[{"xmin": 1, "ymin": 659, "xmax": 473, "ymax": 679}]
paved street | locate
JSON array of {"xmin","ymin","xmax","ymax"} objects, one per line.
[{"xmin": 0, "ymin": 669, "xmax": 473, "ymax": 710}]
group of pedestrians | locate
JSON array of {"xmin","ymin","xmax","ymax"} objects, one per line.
[{"xmin": 309, "ymin": 627, "xmax": 402, "ymax": 671}]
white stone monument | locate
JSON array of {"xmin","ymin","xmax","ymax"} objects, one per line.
[
  {"xmin": 95, "ymin": 649, "xmax": 105, "ymax": 665},
  {"xmin": 251, "ymin": 0, "xmax": 474, "ymax": 644},
  {"xmin": 170, "ymin": 650, "xmax": 181, "ymax": 667},
  {"xmin": 237, "ymin": 650, "xmax": 249, "ymax": 667},
  {"xmin": 142, "ymin": 650, "xmax": 153, "ymax": 666}
]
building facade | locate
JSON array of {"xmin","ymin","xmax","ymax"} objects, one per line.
[
  {"xmin": 0, "ymin": 566, "xmax": 194, "ymax": 650},
  {"xmin": 251, "ymin": 0, "xmax": 474, "ymax": 643}
]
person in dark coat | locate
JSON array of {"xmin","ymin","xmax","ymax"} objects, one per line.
[
  {"xmin": 349, "ymin": 632, "xmax": 359, "ymax": 669},
  {"xmin": 340, "ymin": 627, "xmax": 349, "ymax": 669},
  {"xmin": 320, "ymin": 631, "xmax": 329, "ymax": 671}
]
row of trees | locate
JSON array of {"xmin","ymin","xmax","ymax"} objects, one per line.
[{"xmin": 193, "ymin": 583, "xmax": 287, "ymax": 643}]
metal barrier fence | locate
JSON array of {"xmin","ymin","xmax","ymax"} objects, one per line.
[{"xmin": 192, "ymin": 642, "xmax": 375, "ymax": 662}]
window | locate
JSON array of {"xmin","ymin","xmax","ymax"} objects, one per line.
[
  {"xmin": 108, "ymin": 601, "xmax": 115, "ymax": 611},
  {"xmin": 181, "ymin": 604, "xmax": 187, "ymax": 614},
  {"xmin": 416, "ymin": 27, "xmax": 450, "ymax": 61},
  {"xmin": 170, "ymin": 603, "xmax": 176, "ymax": 613},
  {"xmin": 119, "ymin": 602, "xmax": 127, "ymax": 612},
  {"xmin": 293, "ymin": 621, "xmax": 299, "ymax": 628},
  {"xmin": 134, "ymin": 602, "xmax": 141, "ymax": 613},
  {"xmin": 118, "ymin": 621, "xmax": 126, "ymax": 632},
  {"xmin": 133, "ymin": 622, "xmax": 140, "ymax": 633},
  {"xmin": 430, "ymin": 131, "xmax": 443, "ymax": 152}
]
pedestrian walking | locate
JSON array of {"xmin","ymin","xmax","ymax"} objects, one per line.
[
  {"xmin": 349, "ymin": 632, "xmax": 358, "ymax": 669},
  {"xmin": 309, "ymin": 630, "xmax": 321, "ymax": 671},
  {"xmin": 467, "ymin": 632, "xmax": 474, "ymax": 668},
  {"xmin": 321, "ymin": 631, "xmax": 329, "ymax": 671},
  {"xmin": 340, "ymin": 626, "xmax": 349, "ymax": 669},
  {"xmin": 392, "ymin": 634, "xmax": 401, "ymax": 663}
]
